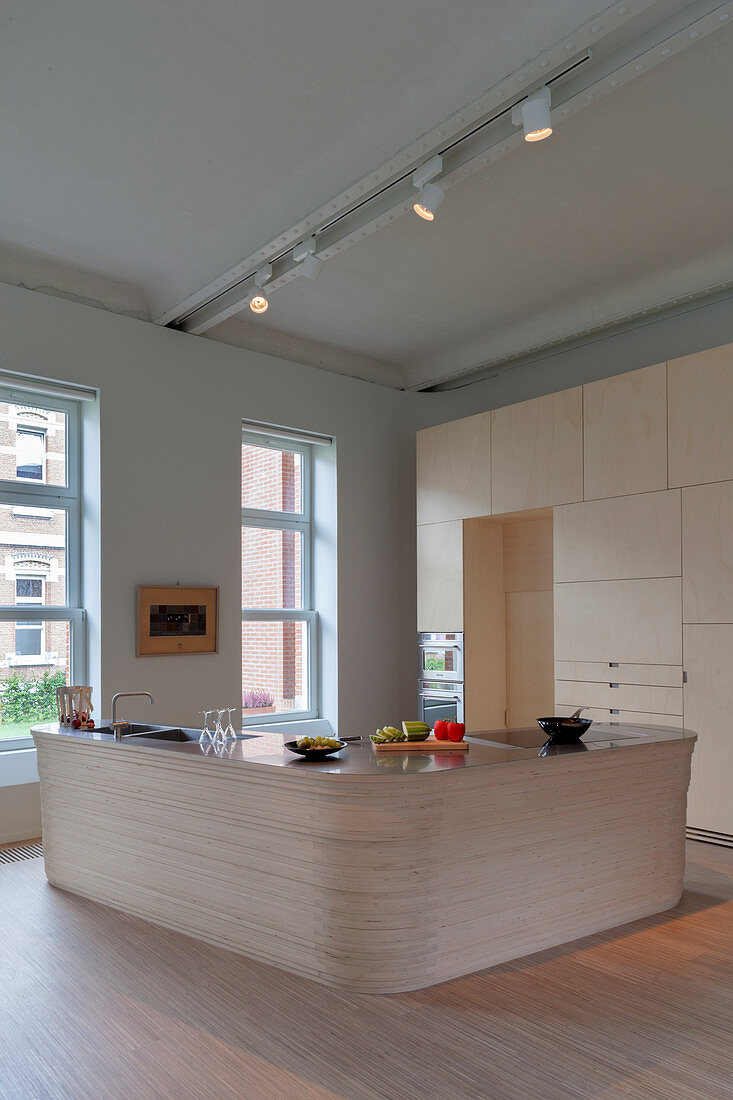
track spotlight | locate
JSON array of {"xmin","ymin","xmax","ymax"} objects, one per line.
[
  {"xmin": 413, "ymin": 182, "xmax": 445, "ymax": 221},
  {"xmin": 248, "ymin": 289, "xmax": 269, "ymax": 314},
  {"xmin": 412, "ymin": 155, "xmax": 445, "ymax": 221},
  {"xmin": 301, "ymin": 253, "xmax": 324, "ymax": 280},
  {"xmin": 293, "ymin": 237, "xmax": 324, "ymax": 281},
  {"xmin": 248, "ymin": 264, "xmax": 273, "ymax": 314},
  {"xmin": 512, "ymin": 86, "xmax": 552, "ymax": 142}
]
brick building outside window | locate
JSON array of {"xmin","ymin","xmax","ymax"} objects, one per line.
[
  {"xmin": 0, "ymin": 393, "xmax": 84, "ymax": 745},
  {"xmin": 241, "ymin": 429, "xmax": 317, "ymax": 723}
]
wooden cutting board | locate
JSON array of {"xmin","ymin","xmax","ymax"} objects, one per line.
[{"xmin": 372, "ymin": 736, "xmax": 469, "ymax": 752}]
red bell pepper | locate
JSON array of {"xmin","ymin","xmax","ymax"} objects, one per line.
[
  {"xmin": 447, "ymin": 721, "xmax": 465, "ymax": 742},
  {"xmin": 433, "ymin": 719, "xmax": 450, "ymax": 740}
]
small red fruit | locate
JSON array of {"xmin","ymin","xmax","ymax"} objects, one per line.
[
  {"xmin": 433, "ymin": 720, "xmax": 450, "ymax": 741},
  {"xmin": 447, "ymin": 722, "xmax": 465, "ymax": 742},
  {"xmin": 85, "ymin": 719, "xmax": 95, "ymax": 729},
  {"xmin": 71, "ymin": 718, "xmax": 82, "ymax": 729}
]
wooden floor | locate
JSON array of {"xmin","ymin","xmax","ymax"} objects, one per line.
[{"xmin": 1, "ymin": 842, "xmax": 731, "ymax": 1100}]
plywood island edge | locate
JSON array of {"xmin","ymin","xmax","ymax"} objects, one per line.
[{"xmin": 34, "ymin": 730, "xmax": 694, "ymax": 994}]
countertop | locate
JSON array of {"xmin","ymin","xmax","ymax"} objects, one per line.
[{"xmin": 31, "ymin": 721, "xmax": 696, "ymax": 777}]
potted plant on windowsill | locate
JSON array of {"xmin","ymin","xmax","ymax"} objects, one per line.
[{"xmin": 242, "ymin": 689, "xmax": 276, "ymax": 715}]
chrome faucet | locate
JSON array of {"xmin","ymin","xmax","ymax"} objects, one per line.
[{"xmin": 111, "ymin": 691, "xmax": 154, "ymax": 741}]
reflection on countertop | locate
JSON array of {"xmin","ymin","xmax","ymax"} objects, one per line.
[{"xmin": 30, "ymin": 721, "xmax": 696, "ymax": 778}]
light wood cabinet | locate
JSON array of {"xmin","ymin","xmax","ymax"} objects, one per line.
[
  {"xmin": 463, "ymin": 520, "xmax": 505, "ymax": 731},
  {"xmin": 555, "ymin": 661, "xmax": 683, "ymax": 688},
  {"xmin": 668, "ymin": 344, "xmax": 733, "ymax": 488},
  {"xmin": 503, "ymin": 516, "xmax": 553, "ymax": 592},
  {"xmin": 491, "ymin": 389, "xmax": 582, "ymax": 514},
  {"xmin": 682, "ymin": 480, "xmax": 733, "ymax": 624},
  {"xmin": 506, "ymin": 589, "xmax": 554, "ymax": 727},
  {"xmin": 420, "ymin": 514, "xmax": 554, "ymax": 731},
  {"xmin": 554, "ymin": 578, "xmax": 682, "ymax": 664},
  {"xmin": 416, "ymin": 412, "xmax": 491, "ymax": 525},
  {"xmin": 554, "ymin": 491, "xmax": 681, "ymax": 583},
  {"xmin": 462, "ymin": 516, "xmax": 555, "ymax": 731},
  {"xmin": 417, "ymin": 521, "xmax": 463, "ymax": 631},
  {"xmin": 555, "ymin": 705, "xmax": 684, "ymax": 729},
  {"xmin": 684, "ymin": 624, "xmax": 733, "ymax": 837},
  {"xmin": 555, "ymin": 680, "xmax": 682, "ymax": 716},
  {"xmin": 583, "ymin": 364, "xmax": 667, "ymax": 500},
  {"xmin": 417, "ymin": 340, "xmax": 733, "ymax": 840}
]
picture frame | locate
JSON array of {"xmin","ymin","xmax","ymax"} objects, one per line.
[{"xmin": 136, "ymin": 585, "xmax": 219, "ymax": 657}]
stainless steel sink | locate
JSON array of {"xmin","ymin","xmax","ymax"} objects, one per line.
[
  {"xmin": 94, "ymin": 723, "xmax": 257, "ymax": 744},
  {"xmin": 123, "ymin": 727, "xmax": 257, "ymax": 743},
  {"xmin": 95, "ymin": 723, "xmax": 179, "ymax": 737},
  {"xmin": 124, "ymin": 727, "xmax": 191, "ymax": 742}
]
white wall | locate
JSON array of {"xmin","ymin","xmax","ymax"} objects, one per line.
[
  {"xmin": 0, "ymin": 282, "xmax": 419, "ymax": 839},
  {"xmin": 0, "ymin": 783, "xmax": 41, "ymax": 844}
]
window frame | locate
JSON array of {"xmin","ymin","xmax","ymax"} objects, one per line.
[
  {"xmin": 241, "ymin": 430, "xmax": 318, "ymax": 725},
  {"xmin": 0, "ymin": 388, "xmax": 85, "ymax": 750}
]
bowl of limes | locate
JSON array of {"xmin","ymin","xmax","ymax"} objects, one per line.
[{"xmin": 285, "ymin": 735, "xmax": 346, "ymax": 760}]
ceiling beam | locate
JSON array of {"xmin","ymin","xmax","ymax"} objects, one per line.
[{"xmin": 421, "ymin": 280, "xmax": 733, "ymax": 392}]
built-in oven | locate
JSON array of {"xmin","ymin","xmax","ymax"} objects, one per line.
[
  {"xmin": 418, "ymin": 680, "xmax": 464, "ymax": 726},
  {"xmin": 418, "ymin": 632, "xmax": 463, "ymax": 682}
]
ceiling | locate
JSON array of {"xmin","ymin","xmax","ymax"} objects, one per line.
[{"xmin": 1, "ymin": 1, "xmax": 732, "ymax": 388}]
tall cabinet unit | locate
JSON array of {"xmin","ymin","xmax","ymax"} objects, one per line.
[
  {"xmin": 670, "ymin": 346, "xmax": 733, "ymax": 845},
  {"xmin": 416, "ymin": 346, "xmax": 733, "ymax": 843},
  {"xmin": 553, "ymin": 490, "xmax": 683, "ymax": 725}
]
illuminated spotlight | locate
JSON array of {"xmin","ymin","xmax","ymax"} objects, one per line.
[
  {"xmin": 248, "ymin": 263, "xmax": 273, "ymax": 314},
  {"xmin": 248, "ymin": 289, "xmax": 269, "ymax": 314},
  {"xmin": 293, "ymin": 237, "xmax": 324, "ymax": 281},
  {"xmin": 413, "ymin": 182, "xmax": 445, "ymax": 221},
  {"xmin": 412, "ymin": 155, "xmax": 444, "ymax": 221},
  {"xmin": 512, "ymin": 86, "xmax": 553, "ymax": 141}
]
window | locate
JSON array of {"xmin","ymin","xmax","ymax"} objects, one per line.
[
  {"xmin": 15, "ymin": 623, "xmax": 43, "ymax": 658},
  {"xmin": 16, "ymin": 576, "xmax": 44, "ymax": 604},
  {"xmin": 241, "ymin": 429, "xmax": 317, "ymax": 723},
  {"xmin": 0, "ymin": 391, "xmax": 84, "ymax": 748},
  {"xmin": 16, "ymin": 429, "xmax": 46, "ymax": 481},
  {"xmin": 12, "ymin": 573, "xmax": 47, "ymax": 664}
]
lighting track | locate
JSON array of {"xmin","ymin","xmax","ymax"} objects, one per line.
[
  {"xmin": 162, "ymin": 0, "xmax": 733, "ymax": 336},
  {"xmin": 169, "ymin": 54, "xmax": 590, "ymax": 330}
]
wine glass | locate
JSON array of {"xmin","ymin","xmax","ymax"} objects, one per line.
[
  {"xmin": 199, "ymin": 710, "xmax": 213, "ymax": 743},
  {"xmin": 224, "ymin": 708, "xmax": 237, "ymax": 741},
  {"xmin": 214, "ymin": 708, "xmax": 226, "ymax": 744}
]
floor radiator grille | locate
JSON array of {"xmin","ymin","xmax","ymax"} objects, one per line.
[{"xmin": 0, "ymin": 841, "xmax": 43, "ymax": 865}]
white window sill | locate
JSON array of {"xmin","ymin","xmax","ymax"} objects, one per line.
[
  {"xmin": 0, "ymin": 746, "xmax": 39, "ymax": 787},
  {"xmin": 2, "ymin": 655, "xmax": 59, "ymax": 668}
]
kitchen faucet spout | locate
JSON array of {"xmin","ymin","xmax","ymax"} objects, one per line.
[{"xmin": 110, "ymin": 692, "xmax": 154, "ymax": 741}]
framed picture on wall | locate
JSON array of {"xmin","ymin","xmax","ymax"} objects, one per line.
[{"xmin": 136, "ymin": 585, "xmax": 219, "ymax": 656}]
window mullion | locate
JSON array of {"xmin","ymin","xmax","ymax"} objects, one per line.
[{"xmin": 241, "ymin": 510, "xmax": 307, "ymax": 532}]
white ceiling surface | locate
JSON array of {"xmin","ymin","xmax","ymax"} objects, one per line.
[
  {"xmin": 0, "ymin": 0, "xmax": 606, "ymax": 313},
  {"xmin": 215, "ymin": 26, "xmax": 733, "ymax": 388},
  {"xmin": 1, "ymin": 1, "xmax": 731, "ymax": 388}
]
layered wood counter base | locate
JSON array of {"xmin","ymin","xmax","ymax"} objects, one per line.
[{"xmin": 34, "ymin": 730, "xmax": 694, "ymax": 993}]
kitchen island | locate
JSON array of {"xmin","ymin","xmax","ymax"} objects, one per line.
[{"xmin": 32, "ymin": 722, "xmax": 695, "ymax": 993}]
